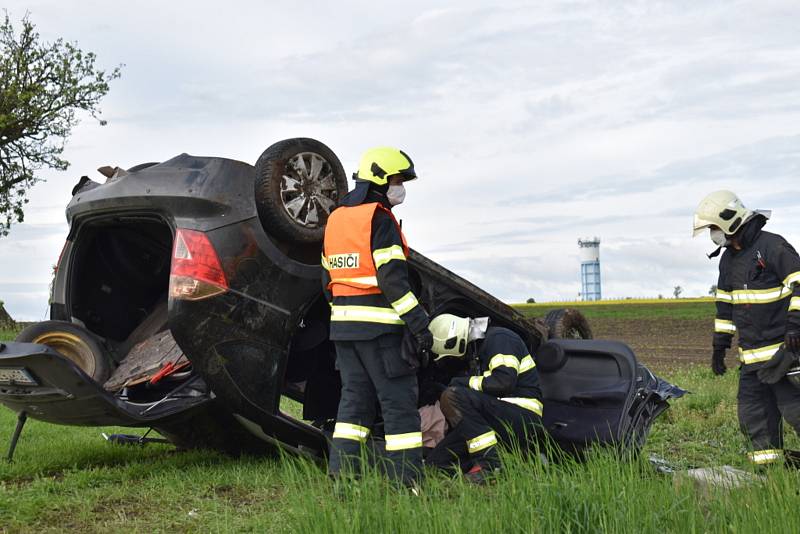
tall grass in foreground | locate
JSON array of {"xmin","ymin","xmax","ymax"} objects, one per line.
[
  {"xmin": 3, "ymin": 366, "xmax": 800, "ymax": 532},
  {"xmin": 278, "ymin": 447, "xmax": 800, "ymax": 534}
]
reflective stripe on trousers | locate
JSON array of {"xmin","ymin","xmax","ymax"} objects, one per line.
[
  {"xmin": 500, "ymin": 397, "xmax": 543, "ymax": 416},
  {"xmin": 748, "ymin": 449, "xmax": 783, "ymax": 465},
  {"xmin": 385, "ymin": 432, "xmax": 423, "ymax": 451},
  {"xmin": 467, "ymin": 430, "xmax": 497, "ymax": 453},
  {"xmin": 332, "ymin": 422, "xmax": 370, "ymax": 442}
]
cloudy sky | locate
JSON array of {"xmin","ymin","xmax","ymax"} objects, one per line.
[{"xmin": 1, "ymin": 0, "xmax": 799, "ymax": 320}]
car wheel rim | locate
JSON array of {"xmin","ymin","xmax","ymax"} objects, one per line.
[
  {"xmin": 281, "ymin": 152, "xmax": 339, "ymax": 229},
  {"xmin": 567, "ymin": 328, "xmax": 583, "ymax": 339},
  {"xmin": 33, "ymin": 332, "xmax": 96, "ymax": 376}
]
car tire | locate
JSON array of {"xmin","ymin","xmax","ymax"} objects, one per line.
[
  {"xmin": 254, "ymin": 138, "xmax": 348, "ymax": 244},
  {"xmin": 543, "ymin": 308, "xmax": 593, "ymax": 339},
  {"xmin": 15, "ymin": 320, "xmax": 112, "ymax": 383}
]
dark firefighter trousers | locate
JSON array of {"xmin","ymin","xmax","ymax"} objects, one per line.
[
  {"xmin": 739, "ymin": 365, "xmax": 800, "ymax": 464},
  {"xmin": 328, "ymin": 334, "xmax": 422, "ymax": 485},
  {"xmin": 427, "ymin": 386, "xmax": 547, "ymax": 471}
]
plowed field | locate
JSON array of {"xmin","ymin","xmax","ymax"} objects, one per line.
[{"xmin": 515, "ymin": 299, "xmax": 733, "ymax": 370}]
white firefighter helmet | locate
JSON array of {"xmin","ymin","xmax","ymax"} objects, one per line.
[
  {"xmin": 692, "ymin": 190, "xmax": 753, "ymax": 237},
  {"xmin": 428, "ymin": 313, "xmax": 470, "ymax": 359}
]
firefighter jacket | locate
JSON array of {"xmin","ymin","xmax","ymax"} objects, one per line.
[
  {"xmin": 321, "ymin": 201, "xmax": 429, "ymax": 341},
  {"xmin": 714, "ymin": 216, "xmax": 800, "ymax": 365},
  {"xmin": 450, "ymin": 326, "xmax": 544, "ymax": 416}
]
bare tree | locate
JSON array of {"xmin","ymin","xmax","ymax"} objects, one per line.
[{"xmin": 673, "ymin": 286, "xmax": 683, "ymax": 299}]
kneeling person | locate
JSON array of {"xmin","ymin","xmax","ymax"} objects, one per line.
[{"xmin": 427, "ymin": 314, "xmax": 547, "ymax": 483}]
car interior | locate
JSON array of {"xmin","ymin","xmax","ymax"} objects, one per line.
[{"xmin": 67, "ymin": 217, "xmax": 198, "ymax": 404}]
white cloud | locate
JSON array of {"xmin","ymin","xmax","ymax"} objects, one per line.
[{"xmin": 1, "ymin": 0, "xmax": 799, "ymax": 319}]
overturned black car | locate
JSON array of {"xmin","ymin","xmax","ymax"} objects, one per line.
[{"xmin": 0, "ymin": 138, "xmax": 682, "ymax": 461}]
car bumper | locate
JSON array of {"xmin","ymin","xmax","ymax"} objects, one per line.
[{"xmin": 0, "ymin": 341, "xmax": 210, "ymax": 426}]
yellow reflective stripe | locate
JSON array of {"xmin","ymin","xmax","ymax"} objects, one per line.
[
  {"xmin": 467, "ymin": 431, "xmax": 497, "ymax": 453},
  {"xmin": 320, "ymin": 254, "xmax": 330, "ymax": 270},
  {"xmin": 500, "ymin": 397, "xmax": 543, "ymax": 416},
  {"xmin": 715, "ymin": 289, "xmax": 733, "ymax": 303},
  {"xmin": 730, "ymin": 286, "xmax": 791, "ymax": 304},
  {"xmin": 373, "ymin": 245, "xmax": 406, "ymax": 269},
  {"xmin": 385, "ymin": 432, "xmax": 423, "ymax": 451},
  {"xmin": 330, "ymin": 305, "xmax": 404, "ymax": 325},
  {"xmin": 390, "ymin": 291, "xmax": 419, "ymax": 316},
  {"xmin": 748, "ymin": 449, "xmax": 783, "ymax": 464},
  {"xmin": 332, "ymin": 422, "xmax": 370, "ymax": 442},
  {"xmin": 790, "ymin": 297, "xmax": 800, "ymax": 312},
  {"xmin": 469, "ymin": 376, "xmax": 484, "ymax": 392},
  {"xmin": 333, "ymin": 276, "xmax": 378, "ymax": 287},
  {"xmin": 488, "ymin": 354, "xmax": 520, "ymax": 372},
  {"xmin": 519, "ymin": 355, "xmax": 536, "ymax": 373},
  {"xmin": 738, "ymin": 342, "xmax": 783, "ymax": 364},
  {"xmin": 714, "ymin": 319, "xmax": 737, "ymax": 334},
  {"xmin": 784, "ymin": 271, "xmax": 800, "ymax": 288}
]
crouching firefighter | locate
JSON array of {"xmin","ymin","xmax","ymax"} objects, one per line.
[
  {"xmin": 693, "ymin": 190, "xmax": 800, "ymax": 467},
  {"xmin": 321, "ymin": 147, "xmax": 432, "ymax": 486},
  {"xmin": 425, "ymin": 314, "xmax": 548, "ymax": 483}
]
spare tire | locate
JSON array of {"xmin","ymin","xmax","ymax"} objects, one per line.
[
  {"xmin": 254, "ymin": 138, "xmax": 348, "ymax": 243},
  {"xmin": 543, "ymin": 308, "xmax": 593, "ymax": 340},
  {"xmin": 16, "ymin": 320, "xmax": 112, "ymax": 383}
]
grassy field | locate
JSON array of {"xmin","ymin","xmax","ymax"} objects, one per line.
[
  {"xmin": 3, "ymin": 368, "xmax": 800, "ymax": 532},
  {"xmin": 514, "ymin": 299, "xmax": 716, "ymax": 321},
  {"xmin": 516, "ymin": 300, "xmax": 722, "ymax": 369},
  {"xmin": 3, "ymin": 305, "xmax": 800, "ymax": 532},
  {"xmin": 0, "ymin": 328, "xmax": 21, "ymax": 342}
]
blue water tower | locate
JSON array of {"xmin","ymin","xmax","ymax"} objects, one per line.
[{"xmin": 578, "ymin": 238, "xmax": 601, "ymax": 301}]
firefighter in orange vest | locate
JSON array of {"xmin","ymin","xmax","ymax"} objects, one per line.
[{"xmin": 321, "ymin": 147, "xmax": 432, "ymax": 486}]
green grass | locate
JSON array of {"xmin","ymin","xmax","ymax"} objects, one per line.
[
  {"xmin": 514, "ymin": 300, "xmax": 716, "ymax": 321},
  {"xmin": 0, "ymin": 327, "xmax": 21, "ymax": 342},
  {"xmin": 3, "ymin": 366, "xmax": 800, "ymax": 533}
]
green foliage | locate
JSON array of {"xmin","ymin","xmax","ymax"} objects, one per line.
[
  {"xmin": 0, "ymin": 310, "xmax": 13, "ymax": 332},
  {"xmin": 3, "ymin": 367, "xmax": 800, "ymax": 532},
  {"xmin": 0, "ymin": 13, "xmax": 121, "ymax": 235},
  {"xmin": 0, "ymin": 328, "xmax": 18, "ymax": 340}
]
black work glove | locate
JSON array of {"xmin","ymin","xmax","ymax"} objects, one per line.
[
  {"xmin": 786, "ymin": 330, "xmax": 800, "ymax": 354},
  {"xmin": 414, "ymin": 328, "xmax": 433, "ymax": 353},
  {"xmin": 401, "ymin": 328, "xmax": 433, "ymax": 370},
  {"xmin": 757, "ymin": 347, "xmax": 798, "ymax": 384},
  {"xmin": 712, "ymin": 348, "xmax": 727, "ymax": 376},
  {"xmin": 401, "ymin": 329, "xmax": 421, "ymax": 370}
]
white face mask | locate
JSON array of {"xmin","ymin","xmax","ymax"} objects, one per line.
[
  {"xmin": 387, "ymin": 184, "xmax": 406, "ymax": 206},
  {"xmin": 710, "ymin": 228, "xmax": 728, "ymax": 247},
  {"xmin": 467, "ymin": 317, "xmax": 490, "ymax": 342}
]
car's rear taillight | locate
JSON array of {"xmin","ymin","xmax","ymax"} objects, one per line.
[{"xmin": 169, "ymin": 229, "xmax": 229, "ymax": 301}]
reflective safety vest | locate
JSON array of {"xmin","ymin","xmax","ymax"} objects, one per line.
[{"xmin": 323, "ymin": 202, "xmax": 408, "ymax": 297}]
